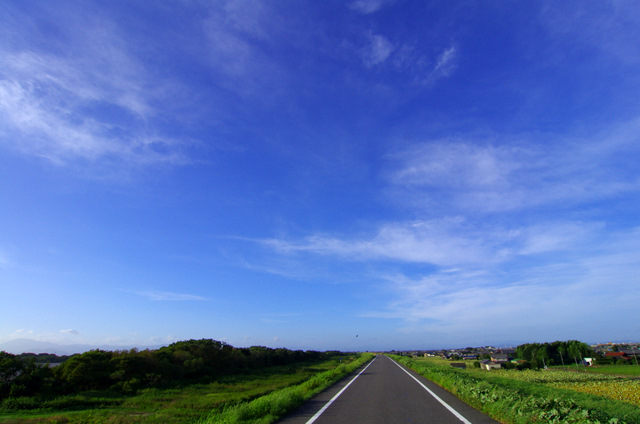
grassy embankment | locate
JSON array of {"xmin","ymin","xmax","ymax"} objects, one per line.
[
  {"xmin": 0, "ymin": 353, "xmax": 373, "ymax": 424},
  {"xmin": 196, "ymin": 352, "xmax": 374, "ymax": 424},
  {"xmin": 391, "ymin": 355, "xmax": 640, "ymax": 424}
]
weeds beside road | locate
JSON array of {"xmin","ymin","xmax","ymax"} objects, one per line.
[{"xmin": 391, "ymin": 355, "xmax": 640, "ymax": 424}]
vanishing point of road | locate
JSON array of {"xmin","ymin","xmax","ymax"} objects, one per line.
[{"xmin": 278, "ymin": 355, "xmax": 501, "ymax": 424}]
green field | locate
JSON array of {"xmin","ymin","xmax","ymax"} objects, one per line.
[
  {"xmin": 0, "ymin": 354, "xmax": 369, "ymax": 424},
  {"xmin": 394, "ymin": 355, "xmax": 640, "ymax": 424},
  {"xmin": 583, "ymin": 365, "xmax": 640, "ymax": 376}
]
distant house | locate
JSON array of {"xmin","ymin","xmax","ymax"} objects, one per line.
[
  {"xmin": 605, "ymin": 352, "xmax": 630, "ymax": 362},
  {"xmin": 491, "ymin": 354, "xmax": 509, "ymax": 363},
  {"xmin": 462, "ymin": 354, "xmax": 477, "ymax": 360},
  {"xmin": 479, "ymin": 360, "xmax": 501, "ymax": 370}
]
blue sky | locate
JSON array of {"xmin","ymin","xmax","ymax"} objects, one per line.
[{"xmin": 1, "ymin": 0, "xmax": 639, "ymax": 353}]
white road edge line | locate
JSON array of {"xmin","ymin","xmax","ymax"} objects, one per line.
[
  {"xmin": 390, "ymin": 357, "xmax": 473, "ymax": 424},
  {"xmin": 305, "ymin": 355, "xmax": 377, "ymax": 424}
]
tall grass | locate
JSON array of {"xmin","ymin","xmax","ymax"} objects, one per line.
[
  {"xmin": 0, "ymin": 358, "xmax": 356, "ymax": 424},
  {"xmin": 392, "ymin": 355, "xmax": 640, "ymax": 424},
  {"xmin": 197, "ymin": 353, "xmax": 375, "ymax": 424}
]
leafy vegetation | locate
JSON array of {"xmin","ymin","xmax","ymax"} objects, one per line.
[
  {"xmin": 0, "ymin": 353, "xmax": 367, "ymax": 423},
  {"xmin": 0, "ymin": 340, "xmax": 361, "ymax": 423},
  {"xmin": 583, "ymin": 366, "xmax": 640, "ymax": 376},
  {"xmin": 1, "ymin": 340, "xmax": 341, "ymax": 399},
  {"xmin": 197, "ymin": 352, "xmax": 374, "ymax": 424},
  {"xmin": 391, "ymin": 355, "xmax": 640, "ymax": 423},
  {"xmin": 516, "ymin": 340, "xmax": 594, "ymax": 368}
]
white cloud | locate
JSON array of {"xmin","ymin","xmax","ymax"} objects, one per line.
[
  {"xmin": 262, "ymin": 218, "xmax": 493, "ymax": 266},
  {"xmin": 0, "ymin": 13, "xmax": 190, "ymax": 170},
  {"xmin": 137, "ymin": 290, "xmax": 209, "ymax": 302},
  {"xmin": 201, "ymin": 1, "xmax": 284, "ymax": 95},
  {"xmin": 391, "ymin": 141, "xmax": 517, "ymax": 189},
  {"xmin": 261, "ymin": 217, "xmax": 602, "ymax": 269},
  {"xmin": 360, "ymin": 226, "xmax": 640, "ymax": 343},
  {"xmin": 60, "ymin": 329, "xmax": 79, "ymax": 335},
  {"xmin": 362, "ymin": 33, "xmax": 395, "ymax": 67},
  {"xmin": 388, "ymin": 122, "xmax": 640, "ymax": 213},
  {"xmin": 348, "ymin": 0, "xmax": 391, "ymax": 14},
  {"xmin": 431, "ymin": 45, "xmax": 457, "ymax": 78},
  {"xmin": 541, "ymin": 1, "xmax": 640, "ymax": 66}
]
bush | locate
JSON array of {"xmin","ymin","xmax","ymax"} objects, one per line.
[{"xmin": 1, "ymin": 396, "xmax": 40, "ymax": 410}]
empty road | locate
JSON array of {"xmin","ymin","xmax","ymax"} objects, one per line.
[{"xmin": 278, "ymin": 355, "xmax": 500, "ymax": 424}]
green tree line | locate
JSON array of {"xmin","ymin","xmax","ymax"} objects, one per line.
[
  {"xmin": 515, "ymin": 340, "xmax": 594, "ymax": 368},
  {"xmin": 1, "ymin": 339, "xmax": 342, "ymax": 399}
]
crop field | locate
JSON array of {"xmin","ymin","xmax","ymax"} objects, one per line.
[
  {"xmin": 396, "ymin": 356, "xmax": 640, "ymax": 423},
  {"xmin": 583, "ymin": 365, "xmax": 640, "ymax": 376},
  {"xmin": 480, "ymin": 369, "xmax": 640, "ymax": 407}
]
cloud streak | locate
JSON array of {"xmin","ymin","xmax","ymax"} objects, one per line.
[
  {"xmin": 348, "ymin": 0, "xmax": 391, "ymax": 14},
  {"xmin": 362, "ymin": 33, "xmax": 395, "ymax": 67},
  {"xmin": 0, "ymin": 11, "xmax": 191, "ymax": 170},
  {"xmin": 256, "ymin": 118, "xmax": 640, "ymax": 341},
  {"xmin": 388, "ymin": 123, "xmax": 640, "ymax": 213},
  {"xmin": 365, "ymin": 226, "xmax": 640, "ymax": 343},
  {"xmin": 137, "ymin": 291, "xmax": 209, "ymax": 302}
]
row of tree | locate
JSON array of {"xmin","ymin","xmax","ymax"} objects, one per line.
[
  {"xmin": 1, "ymin": 339, "xmax": 343, "ymax": 399},
  {"xmin": 515, "ymin": 340, "xmax": 594, "ymax": 368}
]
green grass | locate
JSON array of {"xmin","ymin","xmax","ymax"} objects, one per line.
[
  {"xmin": 197, "ymin": 352, "xmax": 374, "ymax": 424},
  {"xmin": 583, "ymin": 365, "xmax": 640, "ymax": 376},
  {"xmin": 393, "ymin": 355, "xmax": 640, "ymax": 424},
  {"xmin": 0, "ymin": 358, "xmax": 362, "ymax": 424}
]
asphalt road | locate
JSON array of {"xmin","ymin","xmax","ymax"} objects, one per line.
[{"xmin": 278, "ymin": 355, "xmax": 501, "ymax": 424}]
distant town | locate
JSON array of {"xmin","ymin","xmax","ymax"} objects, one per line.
[{"xmin": 384, "ymin": 342, "xmax": 640, "ymax": 370}]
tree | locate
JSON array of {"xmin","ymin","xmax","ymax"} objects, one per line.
[
  {"xmin": 55, "ymin": 350, "xmax": 115, "ymax": 391},
  {"xmin": 0, "ymin": 351, "xmax": 54, "ymax": 398}
]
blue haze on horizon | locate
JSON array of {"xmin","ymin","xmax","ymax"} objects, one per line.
[{"xmin": 1, "ymin": 0, "xmax": 639, "ymax": 352}]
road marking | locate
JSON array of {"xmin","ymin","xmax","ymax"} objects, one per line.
[
  {"xmin": 305, "ymin": 355, "xmax": 377, "ymax": 424},
  {"xmin": 390, "ymin": 357, "xmax": 472, "ymax": 424}
]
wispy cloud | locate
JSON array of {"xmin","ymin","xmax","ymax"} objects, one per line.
[
  {"xmin": 388, "ymin": 122, "xmax": 640, "ymax": 213},
  {"xmin": 0, "ymin": 10, "xmax": 191, "ymax": 170},
  {"xmin": 364, "ymin": 226, "xmax": 640, "ymax": 342},
  {"xmin": 256, "ymin": 117, "xmax": 640, "ymax": 340},
  {"xmin": 348, "ymin": 0, "xmax": 392, "ymax": 14},
  {"xmin": 427, "ymin": 45, "xmax": 457, "ymax": 81},
  {"xmin": 201, "ymin": 1, "xmax": 284, "ymax": 96},
  {"xmin": 137, "ymin": 291, "xmax": 209, "ymax": 302},
  {"xmin": 361, "ymin": 33, "xmax": 395, "ymax": 67},
  {"xmin": 60, "ymin": 329, "xmax": 79, "ymax": 335},
  {"xmin": 260, "ymin": 218, "xmax": 603, "ymax": 269},
  {"xmin": 263, "ymin": 219, "xmax": 493, "ymax": 266}
]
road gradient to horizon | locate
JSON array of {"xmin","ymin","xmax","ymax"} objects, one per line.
[{"xmin": 278, "ymin": 355, "xmax": 500, "ymax": 424}]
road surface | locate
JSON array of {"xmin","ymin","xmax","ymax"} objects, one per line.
[{"xmin": 278, "ymin": 355, "xmax": 500, "ymax": 424}]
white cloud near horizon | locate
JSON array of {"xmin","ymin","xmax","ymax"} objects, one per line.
[
  {"xmin": 256, "ymin": 119, "xmax": 640, "ymax": 338},
  {"xmin": 364, "ymin": 226, "xmax": 640, "ymax": 340}
]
